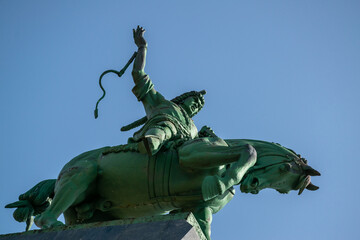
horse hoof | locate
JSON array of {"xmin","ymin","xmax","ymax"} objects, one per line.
[
  {"xmin": 34, "ymin": 213, "xmax": 64, "ymax": 229},
  {"xmin": 201, "ymin": 176, "xmax": 226, "ymax": 201}
]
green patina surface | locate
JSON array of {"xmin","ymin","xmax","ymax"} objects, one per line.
[{"xmin": 5, "ymin": 26, "xmax": 320, "ymax": 240}]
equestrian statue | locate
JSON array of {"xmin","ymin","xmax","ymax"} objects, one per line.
[{"xmin": 5, "ymin": 26, "xmax": 320, "ymax": 240}]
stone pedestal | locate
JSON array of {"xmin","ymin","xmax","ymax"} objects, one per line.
[{"xmin": 0, "ymin": 213, "xmax": 206, "ymax": 240}]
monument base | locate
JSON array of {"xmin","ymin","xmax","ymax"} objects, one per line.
[{"xmin": 0, "ymin": 213, "xmax": 206, "ymax": 240}]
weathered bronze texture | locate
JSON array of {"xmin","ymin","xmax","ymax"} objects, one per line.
[{"xmin": 5, "ymin": 26, "xmax": 320, "ymax": 240}]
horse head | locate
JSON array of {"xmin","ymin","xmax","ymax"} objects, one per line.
[{"xmin": 239, "ymin": 141, "xmax": 320, "ymax": 195}]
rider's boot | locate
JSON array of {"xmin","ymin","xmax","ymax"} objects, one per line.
[{"xmin": 138, "ymin": 135, "xmax": 162, "ymax": 156}]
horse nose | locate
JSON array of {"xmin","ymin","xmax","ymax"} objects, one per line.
[{"xmin": 250, "ymin": 177, "xmax": 259, "ymax": 188}]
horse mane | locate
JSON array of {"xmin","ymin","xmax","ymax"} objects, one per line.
[{"xmin": 225, "ymin": 139, "xmax": 301, "ymax": 171}]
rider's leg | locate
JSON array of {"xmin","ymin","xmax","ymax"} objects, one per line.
[
  {"xmin": 179, "ymin": 137, "xmax": 248, "ymax": 169},
  {"xmin": 138, "ymin": 122, "xmax": 176, "ymax": 156},
  {"xmin": 34, "ymin": 157, "xmax": 98, "ymax": 228},
  {"xmin": 138, "ymin": 129, "xmax": 164, "ymax": 155}
]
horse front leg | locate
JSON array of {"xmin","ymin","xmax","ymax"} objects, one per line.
[
  {"xmin": 179, "ymin": 137, "xmax": 246, "ymax": 169},
  {"xmin": 202, "ymin": 144, "xmax": 257, "ymax": 200},
  {"xmin": 34, "ymin": 160, "xmax": 98, "ymax": 228},
  {"xmin": 192, "ymin": 207, "xmax": 213, "ymax": 240},
  {"xmin": 170, "ymin": 207, "xmax": 213, "ymax": 240},
  {"xmin": 178, "ymin": 138, "xmax": 257, "ymax": 200}
]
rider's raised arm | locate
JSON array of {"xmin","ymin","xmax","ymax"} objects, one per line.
[
  {"xmin": 132, "ymin": 26, "xmax": 147, "ymax": 72},
  {"xmin": 131, "ymin": 26, "xmax": 164, "ymax": 109}
]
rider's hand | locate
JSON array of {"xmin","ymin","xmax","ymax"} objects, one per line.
[
  {"xmin": 133, "ymin": 26, "xmax": 147, "ymax": 48},
  {"xmin": 199, "ymin": 126, "xmax": 217, "ymax": 138}
]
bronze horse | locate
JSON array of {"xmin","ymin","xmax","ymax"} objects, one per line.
[{"xmin": 6, "ymin": 137, "xmax": 320, "ymax": 239}]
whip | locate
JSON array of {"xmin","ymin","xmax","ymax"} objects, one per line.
[{"xmin": 94, "ymin": 51, "xmax": 137, "ymax": 119}]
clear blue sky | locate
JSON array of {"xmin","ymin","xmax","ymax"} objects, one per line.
[{"xmin": 0, "ymin": 1, "xmax": 359, "ymax": 239}]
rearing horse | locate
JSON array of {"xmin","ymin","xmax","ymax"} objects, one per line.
[{"xmin": 6, "ymin": 137, "xmax": 320, "ymax": 240}]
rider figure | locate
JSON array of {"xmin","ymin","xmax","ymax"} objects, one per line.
[{"xmin": 129, "ymin": 26, "xmax": 206, "ymax": 156}]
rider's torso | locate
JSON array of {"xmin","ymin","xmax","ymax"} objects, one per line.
[{"xmin": 147, "ymin": 100, "xmax": 198, "ymax": 139}]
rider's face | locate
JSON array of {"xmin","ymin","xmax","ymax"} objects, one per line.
[{"xmin": 182, "ymin": 97, "xmax": 200, "ymax": 117}]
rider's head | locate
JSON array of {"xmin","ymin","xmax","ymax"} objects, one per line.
[{"xmin": 171, "ymin": 90, "xmax": 206, "ymax": 118}]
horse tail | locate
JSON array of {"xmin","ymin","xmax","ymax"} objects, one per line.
[{"xmin": 5, "ymin": 179, "xmax": 56, "ymax": 231}]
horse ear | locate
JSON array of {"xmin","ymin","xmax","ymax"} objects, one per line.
[
  {"xmin": 306, "ymin": 183, "xmax": 319, "ymax": 191},
  {"xmin": 303, "ymin": 166, "xmax": 321, "ymax": 176}
]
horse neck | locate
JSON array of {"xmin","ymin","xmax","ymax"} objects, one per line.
[{"xmin": 224, "ymin": 139, "xmax": 299, "ymax": 167}]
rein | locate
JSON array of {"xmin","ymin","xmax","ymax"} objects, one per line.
[{"xmin": 241, "ymin": 156, "xmax": 298, "ymax": 182}]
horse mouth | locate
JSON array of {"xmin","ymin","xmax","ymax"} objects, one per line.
[
  {"xmin": 240, "ymin": 184, "xmax": 249, "ymax": 193},
  {"xmin": 240, "ymin": 175, "xmax": 251, "ymax": 193}
]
